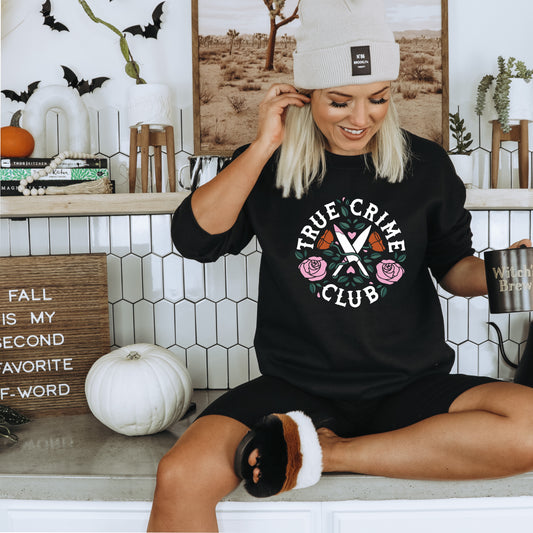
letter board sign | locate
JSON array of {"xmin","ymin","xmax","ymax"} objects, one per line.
[{"xmin": 0, "ymin": 254, "xmax": 109, "ymax": 417}]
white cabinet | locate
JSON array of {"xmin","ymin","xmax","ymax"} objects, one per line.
[
  {"xmin": 0, "ymin": 501, "xmax": 151, "ymax": 533},
  {"xmin": 0, "ymin": 500, "xmax": 320, "ymax": 533},
  {"xmin": 2, "ymin": 497, "xmax": 533, "ymax": 533},
  {"xmin": 322, "ymin": 498, "xmax": 533, "ymax": 533},
  {"xmin": 217, "ymin": 502, "xmax": 321, "ymax": 533}
]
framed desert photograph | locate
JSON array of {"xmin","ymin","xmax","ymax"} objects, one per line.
[{"xmin": 192, "ymin": 0, "xmax": 448, "ymax": 156}]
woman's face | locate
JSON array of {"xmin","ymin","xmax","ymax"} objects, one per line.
[{"xmin": 310, "ymin": 81, "xmax": 391, "ymax": 156}]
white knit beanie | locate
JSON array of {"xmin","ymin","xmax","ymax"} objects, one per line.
[{"xmin": 293, "ymin": 0, "xmax": 400, "ymax": 89}]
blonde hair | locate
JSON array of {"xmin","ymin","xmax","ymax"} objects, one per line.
[{"xmin": 275, "ymin": 94, "xmax": 410, "ymax": 198}]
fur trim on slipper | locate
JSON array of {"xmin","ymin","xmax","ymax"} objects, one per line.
[{"xmin": 234, "ymin": 410, "xmax": 322, "ymax": 497}]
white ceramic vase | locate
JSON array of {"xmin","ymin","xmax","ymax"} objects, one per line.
[
  {"xmin": 449, "ymin": 153, "xmax": 473, "ymax": 187},
  {"xmin": 485, "ymin": 78, "xmax": 533, "ymax": 126},
  {"xmin": 507, "ymin": 78, "xmax": 533, "ymax": 123},
  {"xmin": 127, "ymin": 83, "xmax": 173, "ymax": 128}
]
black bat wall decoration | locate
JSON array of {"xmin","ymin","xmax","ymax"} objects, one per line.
[
  {"xmin": 1, "ymin": 82, "xmax": 41, "ymax": 103},
  {"xmin": 123, "ymin": 2, "xmax": 165, "ymax": 39},
  {"xmin": 41, "ymin": 0, "xmax": 69, "ymax": 32},
  {"xmin": 62, "ymin": 66, "xmax": 109, "ymax": 96}
]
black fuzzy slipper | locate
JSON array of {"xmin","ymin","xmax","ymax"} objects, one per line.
[{"xmin": 234, "ymin": 411, "xmax": 322, "ymax": 498}]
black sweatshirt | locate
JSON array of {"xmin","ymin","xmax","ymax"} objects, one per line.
[{"xmin": 172, "ymin": 132, "xmax": 474, "ymax": 401}]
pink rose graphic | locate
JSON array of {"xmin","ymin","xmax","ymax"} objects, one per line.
[
  {"xmin": 376, "ymin": 260, "xmax": 404, "ymax": 285},
  {"xmin": 299, "ymin": 256, "xmax": 328, "ymax": 281}
]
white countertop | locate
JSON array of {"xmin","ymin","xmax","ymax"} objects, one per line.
[{"xmin": 1, "ymin": 390, "xmax": 533, "ymax": 503}]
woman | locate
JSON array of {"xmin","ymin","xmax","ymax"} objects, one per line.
[{"xmin": 148, "ymin": 0, "xmax": 533, "ymax": 530}]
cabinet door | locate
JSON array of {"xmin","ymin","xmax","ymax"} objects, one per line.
[
  {"xmin": 0, "ymin": 500, "xmax": 321, "ymax": 533},
  {"xmin": 323, "ymin": 498, "xmax": 533, "ymax": 533},
  {"xmin": 217, "ymin": 501, "xmax": 321, "ymax": 533},
  {"xmin": 1, "ymin": 501, "xmax": 151, "ymax": 533}
]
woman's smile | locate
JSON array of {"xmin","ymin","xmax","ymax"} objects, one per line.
[{"xmin": 339, "ymin": 125, "xmax": 367, "ymax": 140}]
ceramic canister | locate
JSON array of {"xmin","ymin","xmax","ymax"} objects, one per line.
[
  {"xmin": 484, "ymin": 247, "xmax": 533, "ymax": 313},
  {"xmin": 127, "ymin": 84, "xmax": 173, "ymax": 128}
]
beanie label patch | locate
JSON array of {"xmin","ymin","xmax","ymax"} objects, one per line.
[{"xmin": 351, "ymin": 46, "xmax": 371, "ymax": 76}]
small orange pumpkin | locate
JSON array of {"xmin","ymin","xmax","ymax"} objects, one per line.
[{"xmin": 1, "ymin": 110, "xmax": 35, "ymax": 157}]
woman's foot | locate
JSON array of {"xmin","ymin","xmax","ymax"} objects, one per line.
[
  {"xmin": 247, "ymin": 448, "xmax": 262, "ymax": 484},
  {"xmin": 234, "ymin": 411, "xmax": 323, "ymax": 497},
  {"xmin": 317, "ymin": 427, "xmax": 346, "ymax": 472}
]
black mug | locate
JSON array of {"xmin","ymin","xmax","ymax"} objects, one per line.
[{"xmin": 484, "ymin": 246, "xmax": 533, "ymax": 314}]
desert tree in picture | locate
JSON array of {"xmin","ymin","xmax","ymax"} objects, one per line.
[
  {"xmin": 263, "ymin": 0, "xmax": 299, "ymax": 70},
  {"xmin": 193, "ymin": 0, "xmax": 448, "ymax": 155},
  {"xmin": 227, "ymin": 29, "xmax": 239, "ymax": 55}
]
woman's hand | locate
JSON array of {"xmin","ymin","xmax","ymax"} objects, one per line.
[
  {"xmin": 509, "ymin": 239, "xmax": 532, "ymax": 249},
  {"xmin": 254, "ymin": 84, "xmax": 310, "ymax": 155}
]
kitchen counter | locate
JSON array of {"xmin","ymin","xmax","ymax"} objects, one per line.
[{"xmin": 2, "ymin": 389, "xmax": 533, "ymax": 503}]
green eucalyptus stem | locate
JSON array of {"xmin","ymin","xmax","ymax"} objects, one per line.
[
  {"xmin": 77, "ymin": 0, "xmax": 146, "ymax": 84},
  {"xmin": 475, "ymin": 56, "xmax": 533, "ymax": 133}
]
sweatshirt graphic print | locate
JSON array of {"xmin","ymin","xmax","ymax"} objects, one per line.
[{"xmin": 295, "ymin": 197, "xmax": 407, "ymax": 309}]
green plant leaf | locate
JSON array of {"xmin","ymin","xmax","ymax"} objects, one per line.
[
  {"xmin": 120, "ymin": 36, "xmax": 130, "ymax": 62},
  {"xmin": 125, "ymin": 61, "xmax": 140, "ymax": 79}
]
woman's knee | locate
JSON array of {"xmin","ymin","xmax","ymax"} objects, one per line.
[
  {"xmin": 451, "ymin": 382, "xmax": 533, "ymax": 474},
  {"xmin": 507, "ymin": 395, "xmax": 533, "ymax": 473},
  {"xmin": 154, "ymin": 415, "xmax": 249, "ymax": 499}
]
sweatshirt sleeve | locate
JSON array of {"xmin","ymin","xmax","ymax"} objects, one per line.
[
  {"xmin": 426, "ymin": 150, "xmax": 474, "ymax": 282},
  {"xmin": 171, "ymin": 146, "xmax": 255, "ymax": 263}
]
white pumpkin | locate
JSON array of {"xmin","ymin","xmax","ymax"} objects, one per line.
[{"xmin": 85, "ymin": 343, "xmax": 193, "ymax": 436}]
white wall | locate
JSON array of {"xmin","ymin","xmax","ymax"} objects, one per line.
[
  {"xmin": 1, "ymin": 0, "xmax": 195, "ymax": 156},
  {"xmin": 448, "ymin": 0, "xmax": 533, "ymax": 119},
  {"xmin": 448, "ymin": 0, "xmax": 533, "ymax": 188},
  {"xmin": 2, "ymin": 0, "xmax": 532, "ymax": 165}
]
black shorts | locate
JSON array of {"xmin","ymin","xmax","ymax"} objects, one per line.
[{"xmin": 199, "ymin": 373, "xmax": 499, "ymax": 437}]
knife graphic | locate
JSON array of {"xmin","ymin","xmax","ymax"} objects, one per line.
[{"xmin": 332, "ymin": 225, "xmax": 371, "ymax": 278}]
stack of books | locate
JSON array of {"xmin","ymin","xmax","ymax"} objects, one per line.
[{"xmin": 0, "ymin": 156, "xmax": 112, "ymax": 196}]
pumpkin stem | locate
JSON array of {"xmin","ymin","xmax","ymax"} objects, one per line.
[
  {"xmin": 10, "ymin": 110, "xmax": 23, "ymax": 128},
  {"xmin": 126, "ymin": 351, "xmax": 141, "ymax": 360}
]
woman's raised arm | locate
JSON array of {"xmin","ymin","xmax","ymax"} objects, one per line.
[{"xmin": 190, "ymin": 84, "xmax": 310, "ymax": 235}]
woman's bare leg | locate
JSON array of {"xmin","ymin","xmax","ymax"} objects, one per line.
[
  {"xmin": 147, "ymin": 414, "xmax": 249, "ymax": 533},
  {"xmin": 319, "ymin": 382, "xmax": 533, "ymax": 480}
]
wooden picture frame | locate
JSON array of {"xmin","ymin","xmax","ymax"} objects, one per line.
[{"xmin": 192, "ymin": 0, "xmax": 449, "ymax": 155}]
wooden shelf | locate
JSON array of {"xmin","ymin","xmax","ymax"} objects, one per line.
[
  {"xmin": 0, "ymin": 189, "xmax": 531, "ymax": 218},
  {"xmin": 0, "ymin": 192, "xmax": 190, "ymax": 218},
  {"xmin": 464, "ymin": 188, "xmax": 533, "ymax": 210}
]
